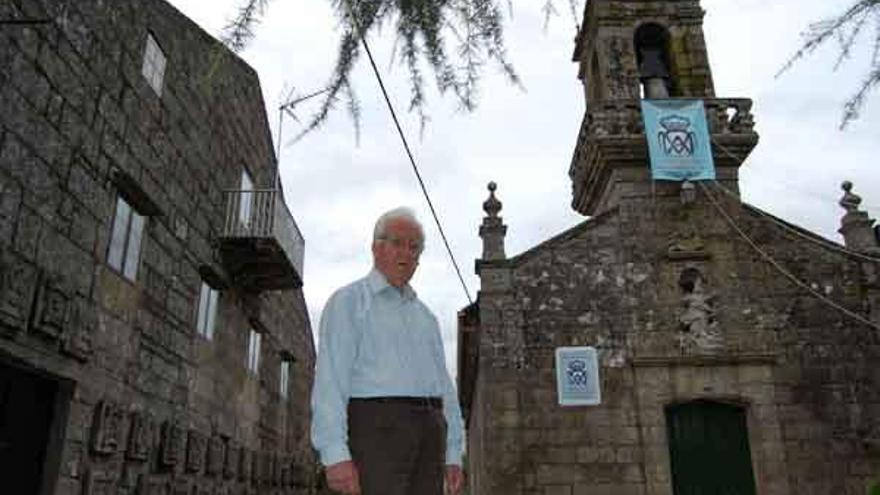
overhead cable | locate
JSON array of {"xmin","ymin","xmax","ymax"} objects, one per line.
[
  {"xmin": 345, "ymin": 2, "xmax": 474, "ymax": 305},
  {"xmin": 710, "ymin": 136, "xmax": 880, "ymax": 264},
  {"xmin": 699, "ymin": 180, "xmax": 880, "ymax": 332}
]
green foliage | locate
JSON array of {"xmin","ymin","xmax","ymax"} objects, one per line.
[
  {"xmin": 778, "ymin": 0, "xmax": 880, "ymax": 128},
  {"xmin": 223, "ymin": 0, "xmax": 579, "ymax": 139},
  {"xmin": 869, "ymin": 479, "xmax": 880, "ymax": 495}
]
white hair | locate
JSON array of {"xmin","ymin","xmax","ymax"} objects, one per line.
[{"xmin": 373, "ymin": 207, "xmax": 425, "ymax": 245}]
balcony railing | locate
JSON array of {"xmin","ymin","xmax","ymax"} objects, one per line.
[
  {"xmin": 218, "ymin": 189, "xmax": 304, "ymax": 290},
  {"xmin": 569, "ymin": 98, "xmax": 760, "ymax": 215},
  {"xmin": 575, "ymin": 97, "xmax": 756, "ymax": 139}
]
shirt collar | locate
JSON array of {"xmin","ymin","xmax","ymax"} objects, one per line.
[{"xmin": 367, "ymin": 268, "xmax": 416, "ymax": 299}]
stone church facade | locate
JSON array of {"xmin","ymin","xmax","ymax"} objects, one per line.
[
  {"xmin": 458, "ymin": 1, "xmax": 880, "ymax": 494},
  {"xmin": 1, "ymin": 0, "xmax": 318, "ymax": 494}
]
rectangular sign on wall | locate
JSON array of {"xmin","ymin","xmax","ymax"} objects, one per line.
[
  {"xmin": 555, "ymin": 346, "xmax": 601, "ymax": 406},
  {"xmin": 641, "ymin": 99, "xmax": 715, "ymax": 181}
]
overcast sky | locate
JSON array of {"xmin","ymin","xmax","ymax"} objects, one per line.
[{"xmin": 167, "ymin": 0, "xmax": 880, "ymax": 376}]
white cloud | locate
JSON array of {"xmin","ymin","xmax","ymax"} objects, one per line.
[{"xmin": 168, "ymin": 0, "xmax": 880, "ymax": 378}]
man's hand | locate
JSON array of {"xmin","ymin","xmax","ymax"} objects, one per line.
[
  {"xmin": 325, "ymin": 460, "xmax": 361, "ymax": 494},
  {"xmin": 445, "ymin": 465, "xmax": 464, "ymax": 495}
]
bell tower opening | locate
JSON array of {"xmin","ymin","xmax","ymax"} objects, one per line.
[
  {"xmin": 569, "ymin": 0, "xmax": 758, "ymax": 217},
  {"xmin": 635, "ymin": 23, "xmax": 673, "ymax": 99}
]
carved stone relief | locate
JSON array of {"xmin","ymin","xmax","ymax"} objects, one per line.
[
  {"xmin": 206, "ymin": 435, "xmax": 225, "ymax": 476},
  {"xmin": 62, "ymin": 295, "xmax": 96, "ymax": 362},
  {"xmin": 91, "ymin": 399, "xmax": 125, "ymax": 455},
  {"xmin": 678, "ymin": 268, "xmax": 723, "ymax": 352},
  {"xmin": 252, "ymin": 451, "xmax": 261, "ymax": 483},
  {"xmin": 605, "ymin": 37, "xmax": 637, "ymax": 99},
  {"xmin": 223, "ymin": 441, "xmax": 239, "ymax": 479},
  {"xmin": 279, "ymin": 456, "xmax": 291, "ymax": 487},
  {"xmin": 127, "ymin": 411, "xmax": 155, "ymax": 461},
  {"xmin": 193, "ymin": 482, "xmax": 212, "ymax": 495},
  {"xmin": 170, "ymin": 477, "xmax": 191, "ymax": 495},
  {"xmin": 238, "ymin": 448, "xmax": 251, "ymax": 481},
  {"xmin": 29, "ymin": 272, "xmax": 69, "ymax": 340},
  {"xmin": 83, "ymin": 469, "xmax": 117, "ymax": 495},
  {"xmin": 161, "ymin": 420, "xmax": 186, "ymax": 467},
  {"xmin": 0, "ymin": 252, "xmax": 39, "ymax": 337},
  {"xmin": 186, "ymin": 429, "xmax": 207, "ymax": 473},
  {"xmin": 136, "ymin": 474, "xmax": 170, "ymax": 495},
  {"xmin": 666, "ymin": 225, "xmax": 707, "ymax": 259}
]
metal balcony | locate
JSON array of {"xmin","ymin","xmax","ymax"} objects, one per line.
[{"xmin": 218, "ymin": 189, "xmax": 304, "ymax": 291}]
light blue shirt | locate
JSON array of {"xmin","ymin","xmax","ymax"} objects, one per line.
[{"xmin": 310, "ymin": 269, "xmax": 464, "ymax": 467}]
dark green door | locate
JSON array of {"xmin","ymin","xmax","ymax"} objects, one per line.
[{"xmin": 666, "ymin": 401, "xmax": 757, "ymax": 495}]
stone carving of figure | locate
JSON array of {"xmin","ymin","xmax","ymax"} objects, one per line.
[{"xmin": 678, "ymin": 271, "xmax": 723, "ymax": 352}]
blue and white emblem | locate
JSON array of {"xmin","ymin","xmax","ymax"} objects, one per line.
[
  {"xmin": 555, "ymin": 347, "xmax": 601, "ymax": 406},
  {"xmin": 658, "ymin": 114, "xmax": 696, "ymax": 157},
  {"xmin": 566, "ymin": 359, "xmax": 589, "ymax": 386},
  {"xmin": 640, "ymin": 99, "xmax": 715, "ymax": 181}
]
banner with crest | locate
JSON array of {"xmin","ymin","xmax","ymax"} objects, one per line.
[
  {"xmin": 555, "ymin": 347, "xmax": 601, "ymax": 406},
  {"xmin": 641, "ymin": 99, "xmax": 715, "ymax": 181}
]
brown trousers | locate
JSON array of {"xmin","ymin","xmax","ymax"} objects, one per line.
[{"xmin": 347, "ymin": 399, "xmax": 447, "ymax": 495}]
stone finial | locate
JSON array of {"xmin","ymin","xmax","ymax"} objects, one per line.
[
  {"xmin": 839, "ymin": 180, "xmax": 861, "ymax": 213},
  {"xmin": 483, "ymin": 181, "xmax": 502, "ymax": 218},
  {"xmin": 479, "ymin": 182, "xmax": 507, "ymax": 261},
  {"xmin": 838, "ymin": 180, "xmax": 879, "ymax": 253}
]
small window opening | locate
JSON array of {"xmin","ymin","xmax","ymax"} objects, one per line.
[
  {"xmin": 247, "ymin": 329, "xmax": 261, "ymax": 375},
  {"xmin": 280, "ymin": 360, "xmax": 290, "ymax": 399},
  {"xmin": 196, "ymin": 282, "xmax": 220, "ymax": 340},
  {"xmin": 142, "ymin": 33, "xmax": 167, "ymax": 96},
  {"xmin": 107, "ymin": 195, "xmax": 146, "ymax": 281}
]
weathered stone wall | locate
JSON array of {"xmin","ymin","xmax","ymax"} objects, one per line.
[
  {"xmin": 465, "ymin": 185, "xmax": 880, "ymax": 494},
  {"xmin": 0, "ymin": 0, "xmax": 317, "ymax": 493}
]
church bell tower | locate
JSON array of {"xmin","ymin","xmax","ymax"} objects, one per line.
[{"xmin": 569, "ymin": 0, "xmax": 759, "ymax": 216}]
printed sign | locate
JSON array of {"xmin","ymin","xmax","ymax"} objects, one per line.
[
  {"xmin": 555, "ymin": 347, "xmax": 601, "ymax": 406},
  {"xmin": 641, "ymin": 99, "xmax": 715, "ymax": 181}
]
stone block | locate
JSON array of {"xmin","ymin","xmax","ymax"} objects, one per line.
[{"xmin": 543, "ymin": 485, "xmax": 572, "ymax": 495}]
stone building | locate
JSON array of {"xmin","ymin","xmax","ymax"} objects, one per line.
[
  {"xmin": 0, "ymin": 0, "xmax": 318, "ymax": 493},
  {"xmin": 458, "ymin": 1, "xmax": 880, "ymax": 494}
]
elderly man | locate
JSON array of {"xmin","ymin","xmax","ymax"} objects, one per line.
[{"xmin": 311, "ymin": 207, "xmax": 465, "ymax": 495}]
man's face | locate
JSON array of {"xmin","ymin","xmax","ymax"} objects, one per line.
[{"xmin": 372, "ymin": 217, "xmax": 422, "ymax": 288}]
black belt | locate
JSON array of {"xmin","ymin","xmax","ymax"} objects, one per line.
[{"xmin": 350, "ymin": 396, "xmax": 443, "ymax": 410}]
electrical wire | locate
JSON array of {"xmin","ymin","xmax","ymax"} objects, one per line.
[
  {"xmin": 344, "ymin": 3, "xmax": 474, "ymax": 305},
  {"xmin": 710, "ymin": 136, "xmax": 880, "ymax": 264},
  {"xmin": 699, "ymin": 180, "xmax": 880, "ymax": 332}
]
